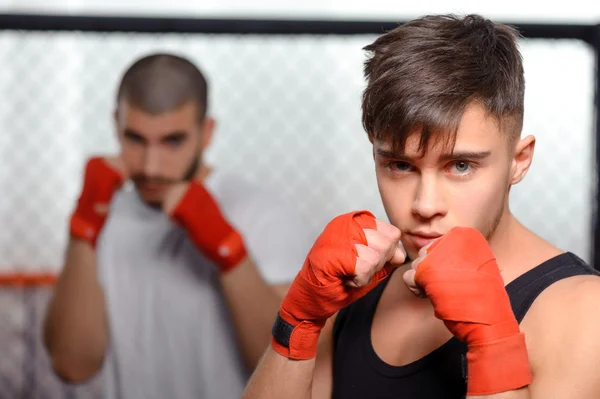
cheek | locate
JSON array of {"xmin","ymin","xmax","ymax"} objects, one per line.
[
  {"xmin": 120, "ymin": 143, "xmax": 143, "ymax": 173},
  {"xmin": 171, "ymin": 141, "xmax": 200, "ymax": 174},
  {"xmin": 449, "ymin": 172, "xmax": 508, "ymax": 227},
  {"xmin": 376, "ymin": 173, "xmax": 415, "ymax": 227}
]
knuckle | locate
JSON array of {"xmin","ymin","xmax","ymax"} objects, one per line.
[
  {"xmin": 354, "ymin": 243, "xmax": 368, "ymax": 258},
  {"xmin": 364, "ymin": 229, "xmax": 382, "ymax": 250},
  {"xmin": 353, "ymin": 274, "xmax": 368, "ymax": 287},
  {"xmin": 380, "ymin": 221, "xmax": 400, "ymax": 240},
  {"xmin": 364, "ymin": 246, "xmax": 379, "ymax": 264},
  {"xmin": 390, "ymin": 226, "xmax": 402, "ymax": 242},
  {"xmin": 369, "ymin": 251, "xmax": 384, "ymax": 269},
  {"xmin": 356, "ymin": 252, "xmax": 380, "ymax": 278},
  {"xmin": 371, "ymin": 235, "xmax": 392, "ymax": 258},
  {"xmin": 354, "ymin": 257, "xmax": 369, "ymax": 277},
  {"xmin": 354, "ymin": 259, "xmax": 368, "ymax": 277},
  {"xmin": 384, "ymin": 235, "xmax": 397, "ymax": 252}
]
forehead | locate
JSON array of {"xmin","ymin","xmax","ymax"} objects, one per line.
[
  {"xmin": 118, "ymin": 100, "xmax": 199, "ymax": 133},
  {"xmin": 377, "ymin": 104, "xmax": 505, "ymax": 156}
]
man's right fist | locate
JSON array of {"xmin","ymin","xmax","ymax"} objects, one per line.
[
  {"xmin": 271, "ymin": 210, "xmax": 406, "ymax": 360},
  {"xmin": 69, "ymin": 157, "xmax": 125, "ymax": 247}
]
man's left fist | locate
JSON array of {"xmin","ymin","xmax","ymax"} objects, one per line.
[
  {"xmin": 407, "ymin": 227, "xmax": 532, "ymax": 396},
  {"xmin": 165, "ymin": 181, "xmax": 248, "ymax": 273}
]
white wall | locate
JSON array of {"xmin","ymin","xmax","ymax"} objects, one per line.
[{"xmin": 1, "ymin": 0, "xmax": 600, "ymax": 23}]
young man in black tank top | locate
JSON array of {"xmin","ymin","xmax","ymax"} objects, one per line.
[{"xmin": 243, "ymin": 14, "xmax": 600, "ymax": 399}]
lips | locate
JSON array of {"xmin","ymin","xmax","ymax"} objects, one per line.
[
  {"xmin": 406, "ymin": 232, "xmax": 442, "ymax": 250},
  {"xmin": 140, "ymin": 182, "xmax": 166, "ymax": 192}
]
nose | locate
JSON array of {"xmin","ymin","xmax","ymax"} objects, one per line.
[
  {"xmin": 411, "ymin": 172, "xmax": 447, "ymax": 220},
  {"xmin": 142, "ymin": 146, "xmax": 162, "ymax": 178}
]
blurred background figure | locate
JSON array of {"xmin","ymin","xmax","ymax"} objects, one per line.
[{"xmin": 42, "ymin": 53, "xmax": 313, "ymax": 399}]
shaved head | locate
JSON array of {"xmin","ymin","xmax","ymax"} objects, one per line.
[{"xmin": 116, "ymin": 53, "xmax": 209, "ymax": 121}]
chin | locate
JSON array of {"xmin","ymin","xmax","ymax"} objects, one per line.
[
  {"xmin": 144, "ymin": 199, "xmax": 163, "ymax": 209},
  {"xmin": 400, "ymin": 240, "xmax": 418, "ymax": 261},
  {"xmin": 407, "ymin": 250, "xmax": 420, "ymax": 262},
  {"xmin": 136, "ymin": 191, "xmax": 164, "ymax": 209}
]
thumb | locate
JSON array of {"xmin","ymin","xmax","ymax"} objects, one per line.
[
  {"xmin": 163, "ymin": 182, "xmax": 191, "ymax": 216},
  {"xmin": 389, "ymin": 243, "xmax": 407, "ymax": 266},
  {"xmin": 403, "ymin": 268, "xmax": 426, "ymax": 298}
]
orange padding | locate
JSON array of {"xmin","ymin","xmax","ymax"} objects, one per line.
[{"xmin": 0, "ymin": 273, "xmax": 57, "ymax": 287}]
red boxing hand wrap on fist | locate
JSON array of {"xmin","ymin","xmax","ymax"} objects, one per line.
[
  {"xmin": 171, "ymin": 181, "xmax": 247, "ymax": 273},
  {"xmin": 70, "ymin": 157, "xmax": 123, "ymax": 247},
  {"xmin": 415, "ymin": 227, "xmax": 532, "ymax": 396},
  {"xmin": 272, "ymin": 211, "xmax": 394, "ymax": 360}
]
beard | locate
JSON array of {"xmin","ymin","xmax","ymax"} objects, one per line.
[
  {"xmin": 182, "ymin": 154, "xmax": 200, "ymax": 181},
  {"xmin": 132, "ymin": 154, "xmax": 201, "ymax": 208},
  {"xmin": 132, "ymin": 154, "xmax": 201, "ymax": 185}
]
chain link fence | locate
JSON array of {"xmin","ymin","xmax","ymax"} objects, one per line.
[
  {"xmin": 0, "ymin": 285, "xmax": 103, "ymax": 398},
  {"xmin": 0, "ymin": 27, "xmax": 596, "ymax": 397}
]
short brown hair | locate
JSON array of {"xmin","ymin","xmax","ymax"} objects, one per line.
[
  {"xmin": 116, "ymin": 53, "xmax": 209, "ymax": 121},
  {"xmin": 362, "ymin": 14, "xmax": 525, "ymax": 154}
]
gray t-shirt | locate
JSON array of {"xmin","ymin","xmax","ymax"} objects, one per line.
[{"xmin": 95, "ymin": 170, "xmax": 312, "ymax": 399}]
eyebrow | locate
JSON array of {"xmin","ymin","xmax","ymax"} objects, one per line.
[
  {"xmin": 123, "ymin": 127, "xmax": 142, "ymax": 137},
  {"xmin": 123, "ymin": 128, "xmax": 188, "ymax": 141},
  {"xmin": 439, "ymin": 151, "xmax": 491, "ymax": 161},
  {"xmin": 375, "ymin": 148, "xmax": 491, "ymax": 161},
  {"xmin": 161, "ymin": 131, "xmax": 188, "ymax": 140}
]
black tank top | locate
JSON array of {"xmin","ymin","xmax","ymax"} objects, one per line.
[{"xmin": 331, "ymin": 252, "xmax": 599, "ymax": 399}]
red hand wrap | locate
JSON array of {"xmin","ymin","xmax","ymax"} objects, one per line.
[
  {"xmin": 171, "ymin": 181, "xmax": 247, "ymax": 273},
  {"xmin": 69, "ymin": 157, "xmax": 123, "ymax": 247},
  {"xmin": 272, "ymin": 210, "xmax": 394, "ymax": 360},
  {"xmin": 415, "ymin": 227, "xmax": 532, "ymax": 396}
]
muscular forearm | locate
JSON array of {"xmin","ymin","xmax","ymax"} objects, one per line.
[
  {"xmin": 220, "ymin": 258, "xmax": 284, "ymax": 370},
  {"xmin": 43, "ymin": 238, "xmax": 108, "ymax": 382},
  {"xmin": 243, "ymin": 347, "xmax": 315, "ymax": 399}
]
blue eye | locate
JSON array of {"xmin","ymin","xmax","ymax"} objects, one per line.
[{"xmin": 452, "ymin": 161, "xmax": 471, "ymax": 174}]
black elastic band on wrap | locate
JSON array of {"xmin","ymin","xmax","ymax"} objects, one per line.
[{"xmin": 272, "ymin": 312, "xmax": 295, "ymax": 348}]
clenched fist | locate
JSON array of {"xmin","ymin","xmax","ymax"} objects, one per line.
[
  {"xmin": 272, "ymin": 210, "xmax": 406, "ymax": 360},
  {"xmin": 164, "ymin": 180, "xmax": 248, "ymax": 273},
  {"xmin": 69, "ymin": 156, "xmax": 127, "ymax": 247}
]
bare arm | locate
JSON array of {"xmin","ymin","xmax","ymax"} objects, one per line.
[
  {"xmin": 522, "ymin": 277, "xmax": 600, "ymax": 399},
  {"xmin": 219, "ymin": 257, "xmax": 288, "ymax": 370},
  {"xmin": 241, "ymin": 215, "xmax": 403, "ymax": 398},
  {"xmin": 218, "ymin": 195, "xmax": 315, "ymax": 370},
  {"xmin": 243, "ymin": 318, "xmax": 335, "ymax": 399},
  {"xmin": 468, "ymin": 277, "xmax": 600, "ymax": 399},
  {"xmin": 42, "ymin": 238, "xmax": 108, "ymax": 383}
]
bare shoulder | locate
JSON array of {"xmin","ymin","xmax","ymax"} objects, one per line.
[
  {"xmin": 522, "ymin": 272, "xmax": 600, "ymax": 333},
  {"xmin": 524, "ymin": 271, "xmax": 600, "ymax": 315},
  {"xmin": 521, "ymin": 270, "xmax": 600, "ymax": 364},
  {"xmin": 520, "ymin": 271, "xmax": 600, "ymax": 397}
]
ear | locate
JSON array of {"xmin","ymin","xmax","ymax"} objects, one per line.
[
  {"xmin": 200, "ymin": 117, "xmax": 216, "ymax": 151},
  {"xmin": 510, "ymin": 135, "xmax": 535, "ymax": 185}
]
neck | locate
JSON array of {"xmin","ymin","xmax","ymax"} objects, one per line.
[
  {"xmin": 487, "ymin": 209, "xmax": 518, "ymax": 260},
  {"xmin": 486, "ymin": 207, "xmax": 549, "ymax": 284}
]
